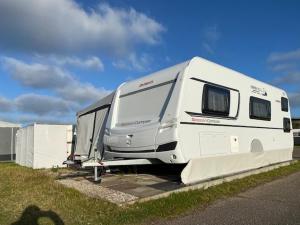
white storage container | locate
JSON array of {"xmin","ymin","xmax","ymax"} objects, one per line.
[{"xmin": 15, "ymin": 124, "xmax": 73, "ymax": 169}]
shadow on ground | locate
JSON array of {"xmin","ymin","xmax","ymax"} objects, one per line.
[{"xmin": 11, "ymin": 205, "xmax": 64, "ymax": 225}]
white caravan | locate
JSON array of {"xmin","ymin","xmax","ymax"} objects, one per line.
[{"xmin": 103, "ymin": 57, "xmax": 293, "ymax": 184}]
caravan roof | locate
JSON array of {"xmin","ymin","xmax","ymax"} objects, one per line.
[{"xmin": 119, "ymin": 56, "xmax": 284, "ymax": 96}]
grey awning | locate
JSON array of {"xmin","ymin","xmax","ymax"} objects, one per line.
[{"xmin": 76, "ymin": 92, "xmax": 115, "ymax": 117}]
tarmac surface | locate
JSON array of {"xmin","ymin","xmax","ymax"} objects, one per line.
[{"xmin": 154, "ymin": 170, "xmax": 300, "ymax": 225}]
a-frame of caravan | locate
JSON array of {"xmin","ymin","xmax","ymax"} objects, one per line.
[{"xmin": 102, "ymin": 57, "xmax": 293, "ymax": 184}]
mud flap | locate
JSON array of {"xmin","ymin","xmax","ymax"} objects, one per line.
[{"xmin": 180, "ymin": 148, "xmax": 293, "ymax": 185}]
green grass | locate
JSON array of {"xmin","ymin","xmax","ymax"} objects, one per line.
[{"xmin": 1, "ymin": 161, "xmax": 300, "ymax": 225}]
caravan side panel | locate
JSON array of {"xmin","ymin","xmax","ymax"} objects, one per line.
[{"xmin": 178, "ymin": 57, "xmax": 293, "ymax": 184}]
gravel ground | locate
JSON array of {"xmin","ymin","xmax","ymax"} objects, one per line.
[{"xmin": 58, "ymin": 178, "xmax": 138, "ymax": 205}]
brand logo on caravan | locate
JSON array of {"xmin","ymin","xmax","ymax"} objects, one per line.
[
  {"xmin": 191, "ymin": 117, "xmax": 220, "ymax": 124},
  {"xmin": 139, "ymin": 80, "xmax": 154, "ymax": 87},
  {"xmin": 250, "ymin": 85, "xmax": 267, "ymax": 96}
]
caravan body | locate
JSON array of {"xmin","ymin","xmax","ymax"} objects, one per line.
[{"xmin": 104, "ymin": 57, "xmax": 293, "ymax": 184}]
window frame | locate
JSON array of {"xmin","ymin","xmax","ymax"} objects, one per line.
[
  {"xmin": 249, "ymin": 96, "xmax": 271, "ymax": 121},
  {"xmin": 281, "ymin": 97, "xmax": 289, "ymax": 112},
  {"xmin": 202, "ymin": 84, "xmax": 231, "ymax": 117}
]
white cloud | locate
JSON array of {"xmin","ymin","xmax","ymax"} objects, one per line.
[
  {"xmin": 112, "ymin": 53, "xmax": 152, "ymax": 71},
  {"xmin": 289, "ymin": 92, "xmax": 300, "ymax": 108},
  {"xmin": 273, "ymin": 72, "xmax": 300, "ymax": 85},
  {"xmin": 57, "ymin": 84, "xmax": 110, "ymax": 103},
  {"xmin": 0, "ymin": 91, "xmax": 114, "ymax": 124},
  {"xmin": 202, "ymin": 25, "xmax": 221, "ymax": 54},
  {"xmin": 267, "ymin": 49, "xmax": 300, "ymax": 85},
  {"xmin": 0, "ymin": 93, "xmax": 79, "ymax": 122},
  {"xmin": 0, "ymin": 96, "xmax": 14, "ymax": 112},
  {"xmin": 202, "ymin": 43, "xmax": 215, "ymax": 55},
  {"xmin": 269, "ymin": 63, "xmax": 296, "ymax": 72},
  {"xmin": 267, "ymin": 48, "xmax": 300, "ymax": 114},
  {"xmin": 0, "ymin": 0, "xmax": 165, "ymax": 124},
  {"xmin": 67, "ymin": 56, "xmax": 104, "ymax": 71},
  {"xmin": 0, "ymin": 0, "xmax": 165, "ymax": 56},
  {"xmin": 15, "ymin": 94, "xmax": 78, "ymax": 116},
  {"xmin": 204, "ymin": 25, "xmax": 220, "ymax": 42},
  {"xmin": 36, "ymin": 55, "xmax": 104, "ymax": 71},
  {"xmin": 3, "ymin": 57, "xmax": 73, "ymax": 89},
  {"xmin": 267, "ymin": 48, "xmax": 300, "ymax": 63},
  {"xmin": 2, "ymin": 57, "xmax": 111, "ymax": 104}
]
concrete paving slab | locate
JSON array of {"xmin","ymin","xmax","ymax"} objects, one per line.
[
  {"xmin": 109, "ymin": 182, "xmax": 142, "ymax": 191},
  {"xmin": 56, "ymin": 160, "xmax": 297, "ymax": 206},
  {"xmin": 57, "ymin": 168, "xmax": 183, "ymax": 204},
  {"xmin": 148, "ymin": 181, "xmax": 183, "ymax": 191},
  {"xmin": 125, "ymin": 186, "xmax": 163, "ymax": 198}
]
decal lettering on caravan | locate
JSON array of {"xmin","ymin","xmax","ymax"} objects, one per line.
[
  {"xmin": 191, "ymin": 117, "xmax": 220, "ymax": 124},
  {"xmin": 250, "ymin": 85, "xmax": 267, "ymax": 96},
  {"xmin": 139, "ymin": 80, "xmax": 154, "ymax": 87},
  {"xmin": 119, "ymin": 120, "xmax": 151, "ymax": 126}
]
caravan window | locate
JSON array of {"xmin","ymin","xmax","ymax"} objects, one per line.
[
  {"xmin": 283, "ymin": 118, "xmax": 291, "ymax": 132},
  {"xmin": 281, "ymin": 97, "xmax": 289, "ymax": 112},
  {"xmin": 202, "ymin": 84, "xmax": 230, "ymax": 116},
  {"xmin": 249, "ymin": 97, "xmax": 271, "ymax": 121}
]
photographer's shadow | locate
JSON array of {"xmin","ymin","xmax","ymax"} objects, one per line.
[{"xmin": 12, "ymin": 205, "xmax": 64, "ymax": 225}]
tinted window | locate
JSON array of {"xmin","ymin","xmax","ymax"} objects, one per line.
[
  {"xmin": 281, "ymin": 97, "xmax": 289, "ymax": 112},
  {"xmin": 249, "ymin": 97, "xmax": 271, "ymax": 121},
  {"xmin": 283, "ymin": 117, "xmax": 291, "ymax": 132},
  {"xmin": 202, "ymin": 84, "xmax": 230, "ymax": 116}
]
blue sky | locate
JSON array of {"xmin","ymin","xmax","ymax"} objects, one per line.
[{"xmin": 0, "ymin": 0, "xmax": 299, "ymax": 124}]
